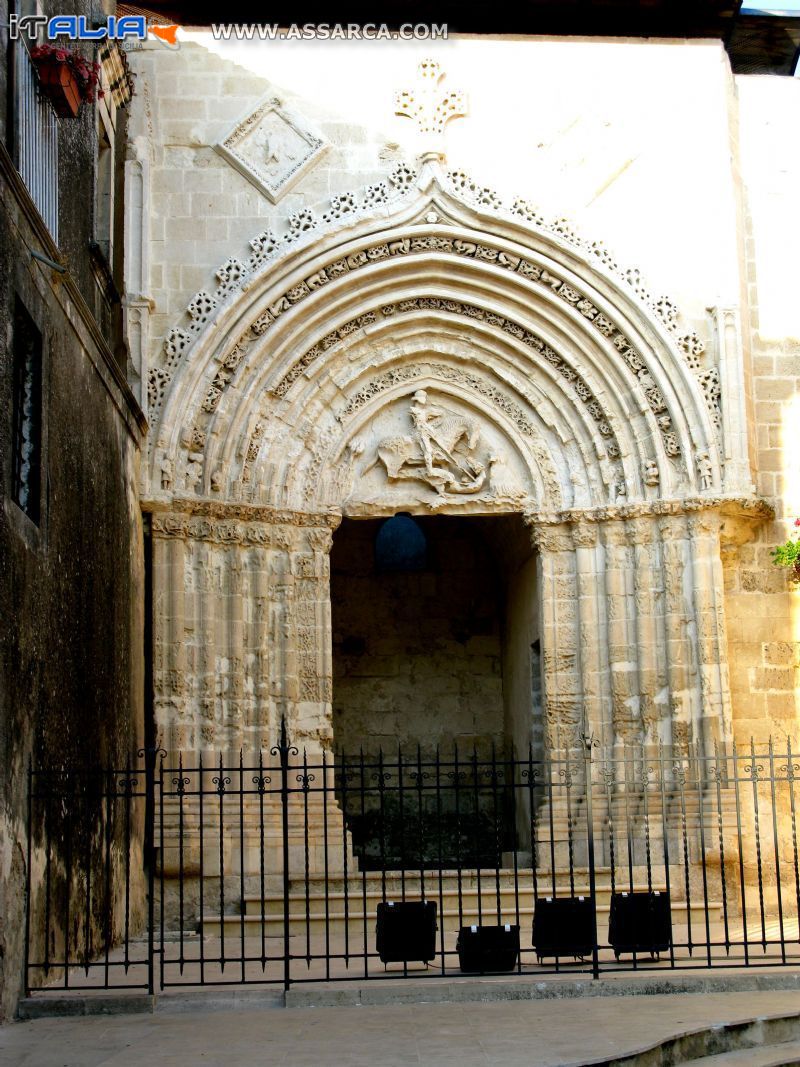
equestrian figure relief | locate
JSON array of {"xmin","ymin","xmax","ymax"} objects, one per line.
[{"xmin": 364, "ymin": 390, "xmax": 490, "ymax": 495}]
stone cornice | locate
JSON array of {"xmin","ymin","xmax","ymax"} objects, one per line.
[
  {"xmin": 525, "ymin": 494, "xmax": 772, "ymax": 531},
  {"xmin": 146, "ymin": 497, "xmax": 342, "ymax": 537}
]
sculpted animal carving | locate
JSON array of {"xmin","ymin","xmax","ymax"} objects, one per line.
[{"xmin": 363, "ymin": 390, "xmax": 487, "ymax": 495}]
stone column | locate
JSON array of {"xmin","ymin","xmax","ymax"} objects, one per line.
[
  {"xmin": 194, "ymin": 539, "xmax": 218, "ymax": 753},
  {"xmin": 687, "ymin": 512, "xmax": 731, "ymax": 748},
  {"xmin": 223, "ymin": 544, "xmax": 246, "ymax": 755},
  {"xmin": 657, "ymin": 514, "xmax": 699, "ymax": 754},
  {"xmin": 628, "ymin": 515, "xmax": 670, "ymax": 746},
  {"xmin": 530, "ymin": 524, "xmax": 582, "ymax": 751},
  {"xmin": 247, "ymin": 543, "xmax": 270, "ymax": 752},
  {"xmin": 602, "ymin": 520, "xmax": 640, "ymax": 750},
  {"xmin": 571, "ymin": 521, "xmax": 607, "ymax": 742},
  {"xmin": 151, "ymin": 514, "xmax": 188, "ymax": 755},
  {"xmin": 268, "ymin": 532, "xmax": 294, "ymax": 749}
]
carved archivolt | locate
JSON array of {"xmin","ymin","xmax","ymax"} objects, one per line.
[
  {"xmin": 176, "ymin": 247, "xmax": 685, "ymax": 492},
  {"xmin": 305, "ymin": 303, "xmax": 626, "ymax": 448},
  {"xmin": 149, "ymin": 164, "xmax": 718, "ymax": 460}
]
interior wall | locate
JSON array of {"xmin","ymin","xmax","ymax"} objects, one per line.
[
  {"xmin": 502, "ymin": 553, "xmax": 541, "ymax": 759},
  {"xmin": 331, "ymin": 516, "xmax": 510, "ymax": 756}
]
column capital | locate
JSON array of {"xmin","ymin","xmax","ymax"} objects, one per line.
[{"xmin": 527, "ymin": 522, "xmax": 574, "ymax": 553}]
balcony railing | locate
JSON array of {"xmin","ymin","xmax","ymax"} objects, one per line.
[{"xmin": 15, "ymin": 40, "xmax": 59, "ymax": 244}]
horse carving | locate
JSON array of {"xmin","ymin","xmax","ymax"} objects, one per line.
[{"xmin": 363, "ymin": 391, "xmax": 489, "ymax": 495}]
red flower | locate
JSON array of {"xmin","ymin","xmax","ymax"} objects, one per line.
[{"xmin": 795, "ymin": 518, "xmax": 800, "ymax": 527}]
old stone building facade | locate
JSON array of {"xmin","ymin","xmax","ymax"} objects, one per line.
[
  {"xmin": 3, "ymin": 19, "xmax": 800, "ymax": 1018},
  {"xmin": 0, "ymin": 0, "xmax": 143, "ymax": 1019},
  {"xmin": 126, "ymin": 36, "xmax": 798, "ymax": 767}
]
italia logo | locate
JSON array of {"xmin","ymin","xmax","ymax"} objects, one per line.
[{"xmin": 9, "ymin": 14, "xmax": 181, "ymax": 48}]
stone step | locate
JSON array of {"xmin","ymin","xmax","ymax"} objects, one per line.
[
  {"xmin": 243, "ymin": 882, "xmax": 670, "ymax": 916},
  {"xmin": 203, "ymin": 898, "xmax": 721, "ymax": 938},
  {"xmin": 693, "ymin": 1041, "xmax": 800, "ymax": 1066}
]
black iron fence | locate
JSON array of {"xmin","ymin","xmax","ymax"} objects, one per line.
[{"xmin": 24, "ymin": 729, "xmax": 800, "ymax": 994}]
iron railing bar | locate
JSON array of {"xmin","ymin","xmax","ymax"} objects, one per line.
[
  {"xmin": 656, "ymin": 740, "xmax": 675, "ymax": 969},
  {"xmin": 786, "ymin": 738, "xmax": 800, "ymax": 944},
  {"xmin": 240, "ymin": 751, "xmax": 247, "ymax": 983},
  {"xmin": 749, "ymin": 737, "xmax": 768, "ymax": 952},
  {"xmin": 713, "ymin": 741, "xmax": 730, "ymax": 955},
  {"xmin": 693, "ymin": 743, "xmax": 712, "ymax": 968},
  {"xmin": 768, "ymin": 737, "xmax": 786, "ymax": 964},
  {"xmin": 732, "ymin": 739, "xmax": 749, "ymax": 964}
]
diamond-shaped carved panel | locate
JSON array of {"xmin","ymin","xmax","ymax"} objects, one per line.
[{"xmin": 214, "ymin": 97, "xmax": 328, "ymax": 203}]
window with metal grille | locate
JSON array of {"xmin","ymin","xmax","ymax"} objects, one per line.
[{"xmin": 11, "ymin": 298, "xmax": 43, "ymax": 523}]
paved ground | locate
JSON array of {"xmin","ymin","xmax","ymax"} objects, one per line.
[{"xmin": 3, "ymin": 990, "xmax": 800, "ymax": 1067}]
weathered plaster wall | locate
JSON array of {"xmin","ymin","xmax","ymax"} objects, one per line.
[
  {"xmin": 724, "ymin": 75, "xmax": 800, "ymax": 743},
  {"xmin": 0, "ymin": 161, "xmax": 145, "ymax": 1019},
  {"xmin": 331, "ymin": 517, "xmax": 506, "ymax": 755}
]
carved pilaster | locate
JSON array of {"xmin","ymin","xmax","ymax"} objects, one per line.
[
  {"xmin": 571, "ymin": 522, "xmax": 605, "ymax": 742},
  {"xmin": 151, "ymin": 526, "xmax": 188, "ymax": 753},
  {"xmin": 602, "ymin": 521, "xmax": 639, "ymax": 747},
  {"xmin": 123, "ymin": 141, "xmax": 152, "ymax": 415},
  {"xmin": 687, "ymin": 512, "xmax": 730, "ymax": 747},
  {"xmin": 707, "ymin": 305, "xmax": 754, "ymax": 494},
  {"xmin": 658, "ymin": 515, "xmax": 698, "ymax": 753},
  {"xmin": 530, "ymin": 523, "xmax": 582, "ymax": 750}
]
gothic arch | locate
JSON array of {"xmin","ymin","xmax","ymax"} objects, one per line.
[
  {"xmin": 146, "ymin": 161, "xmax": 767, "ymax": 757},
  {"xmin": 148, "ymin": 160, "xmax": 720, "ymax": 516}
]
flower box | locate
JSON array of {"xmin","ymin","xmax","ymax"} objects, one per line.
[
  {"xmin": 33, "ymin": 54, "xmax": 81, "ymax": 118},
  {"xmin": 30, "ymin": 45, "xmax": 102, "ymax": 118}
]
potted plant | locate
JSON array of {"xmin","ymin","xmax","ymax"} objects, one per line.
[
  {"xmin": 771, "ymin": 518, "xmax": 800, "ymax": 583},
  {"xmin": 30, "ymin": 44, "xmax": 103, "ymax": 118}
]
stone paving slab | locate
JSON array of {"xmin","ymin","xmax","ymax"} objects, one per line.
[{"xmin": 4, "ymin": 991, "xmax": 800, "ymax": 1067}]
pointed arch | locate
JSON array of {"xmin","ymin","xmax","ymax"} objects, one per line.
[{"xmin": 148, "ymin": 161, "xmax": 719, "ymax": 517}]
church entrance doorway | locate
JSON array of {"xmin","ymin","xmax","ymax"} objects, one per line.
[{"xmin": 330, "ymin": 512, "xmax": 541, "ymax": 867}]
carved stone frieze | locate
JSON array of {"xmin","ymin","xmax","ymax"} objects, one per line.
[
  {"xmin": 149, "ymin": 499, "xmax": 341, "ymax": 539},
  {"xmin": 522, "ymin": 494, "xmax": 771, "ymax": 531}
]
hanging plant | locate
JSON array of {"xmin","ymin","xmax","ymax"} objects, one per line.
[
  {"xmin": 30, "ymin": 44, "xmax": 103, "ymax": 118},
  {"xmin": 771, "ymin": 519, "xmax": 800, "ymax": 583}
]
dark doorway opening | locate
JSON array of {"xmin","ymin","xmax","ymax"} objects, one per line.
[{"xmin": 331, "ymin": 513, "xmax": 540, "ymax": 868}]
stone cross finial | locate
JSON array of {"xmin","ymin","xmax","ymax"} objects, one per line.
[{"xmin": 394, "ymin": 59, "xmax": 467, "ymax": 157}]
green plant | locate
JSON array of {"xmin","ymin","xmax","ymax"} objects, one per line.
[{"xmin": 771, "ymin": 518, "xmax": 800, "ymax": 581}]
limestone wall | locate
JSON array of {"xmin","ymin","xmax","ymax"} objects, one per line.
[
  {"xmin": 130, "ymin": 32, "xmax": 800, "ymax": 768},
  {"xmin": 725, "ymin": 75, "xmax": 800, "ymax": 743}
]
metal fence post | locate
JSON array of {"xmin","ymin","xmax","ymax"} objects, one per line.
[
  {"xmin": 273, "ymin": 717, "xmax": 297, "ymax": 993},
  {"xmin": 140, "ymin": 744, "xmax": 164, "ymax": 996},
  {"xmin": 23, "ymin": 756, "xmax": 33, "ymax": 997},
  {"xmin": 582, "ymin": 734, "xmax": 600, "ymax": 979}
]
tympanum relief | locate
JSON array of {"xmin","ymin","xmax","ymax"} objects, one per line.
[{"xmin": 350, "ymin": 390, "xmax": 529, "ymax": 514}]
